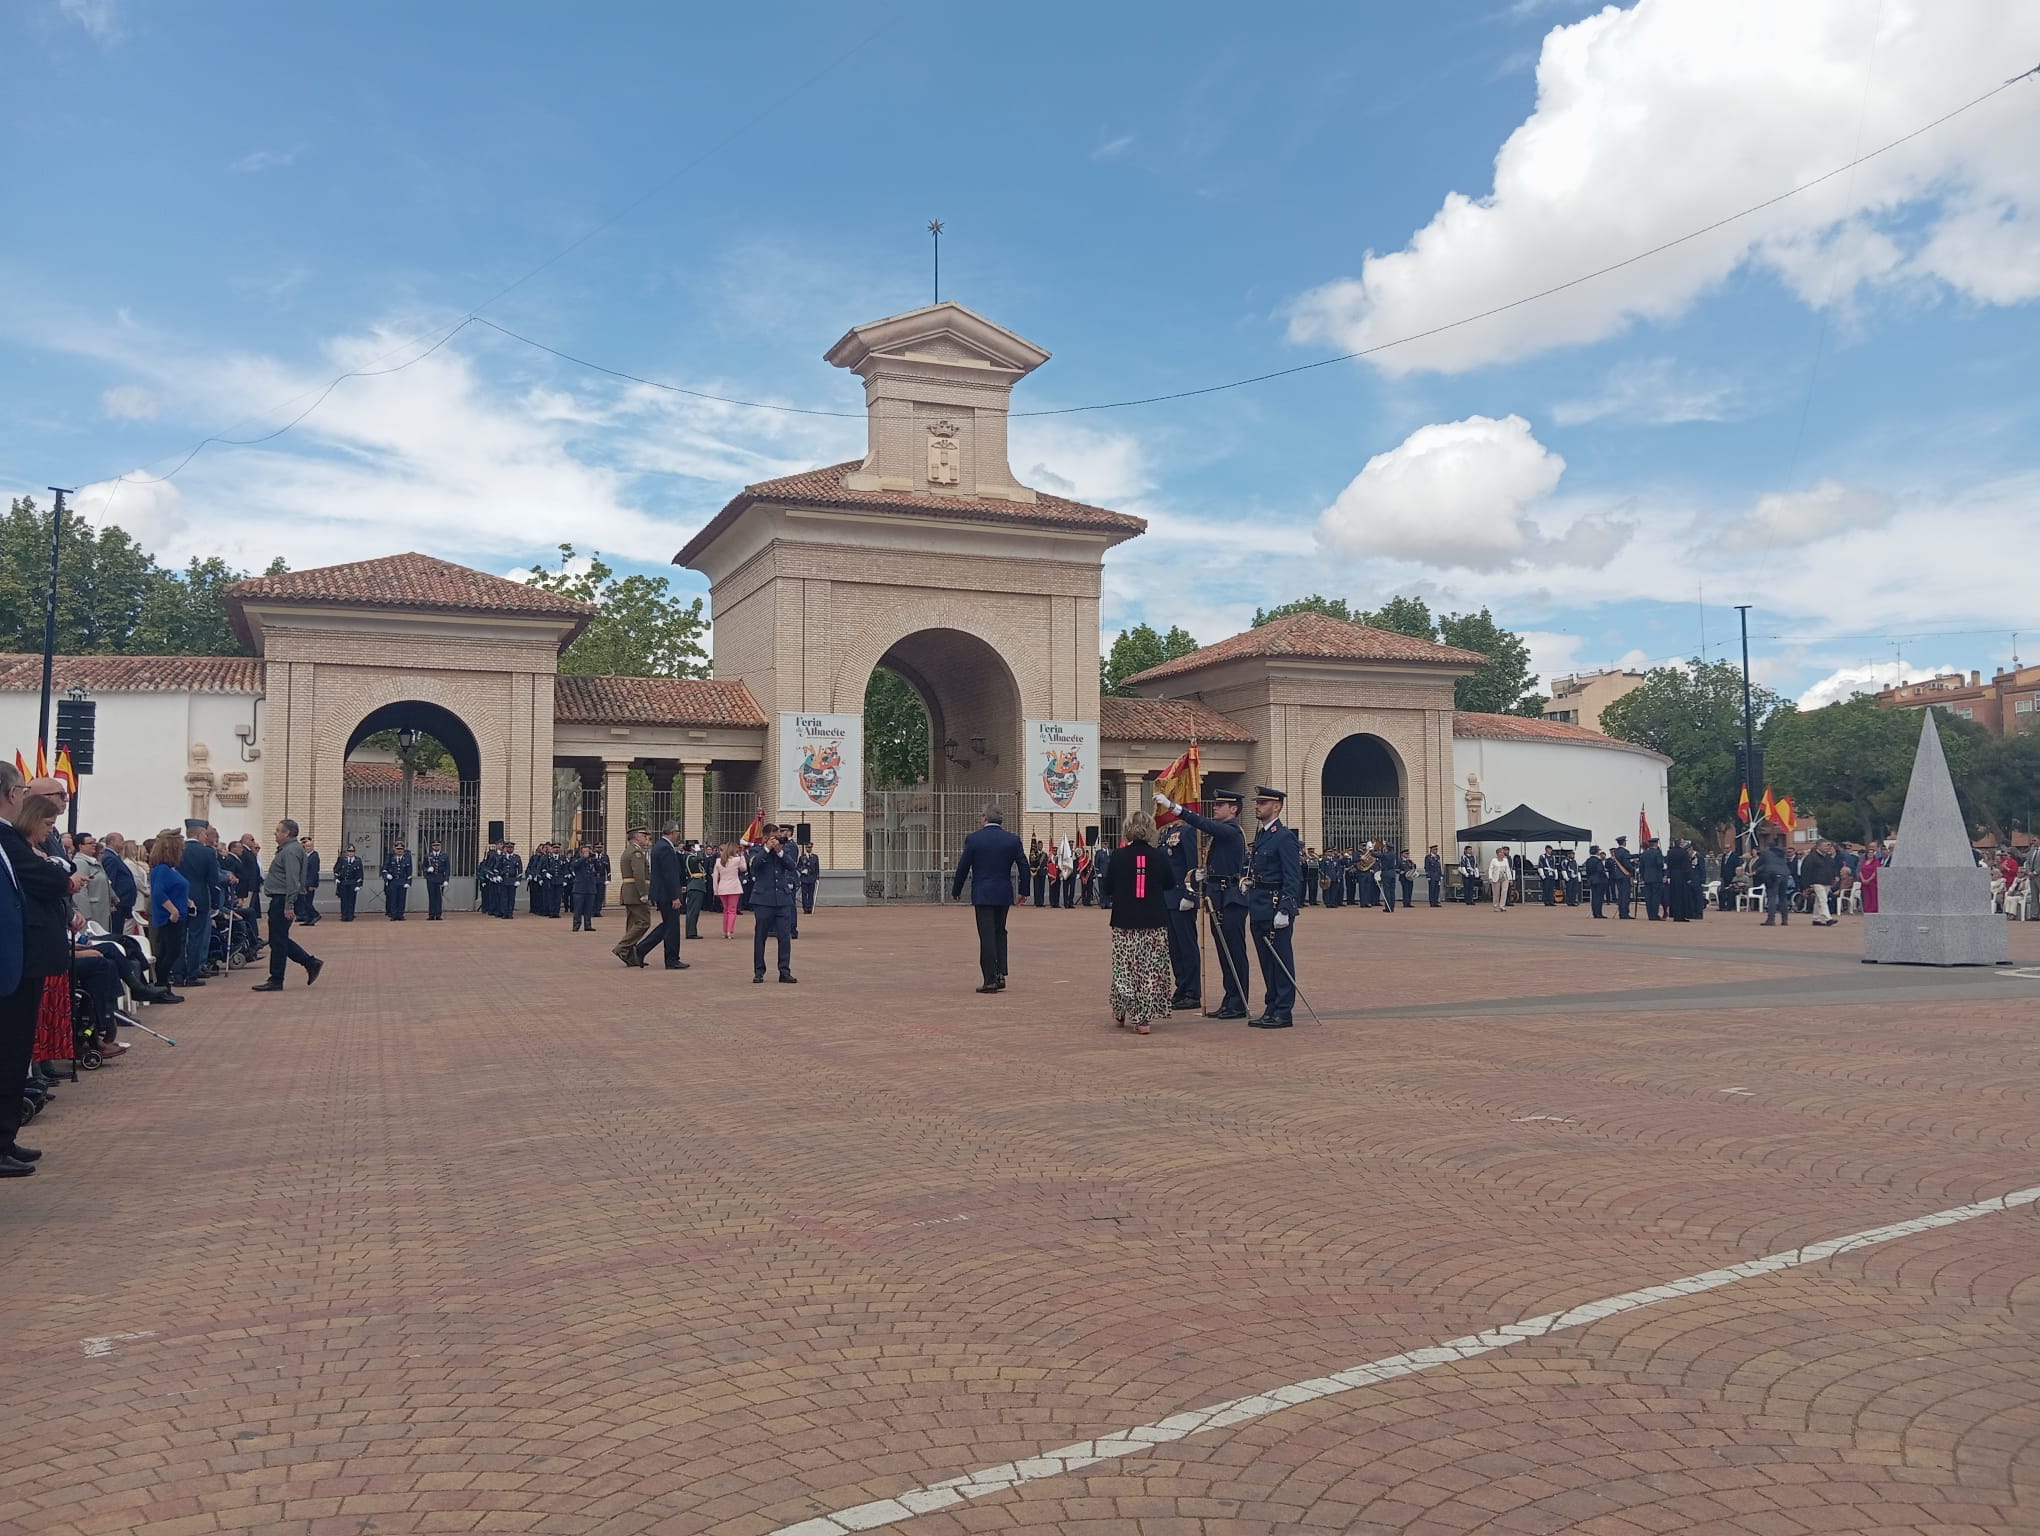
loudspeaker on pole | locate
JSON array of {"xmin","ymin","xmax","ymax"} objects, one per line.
[
  {"xmin": 796, "ymin": 821, "xmax": 812, "ymax": 844},
  {"xmin": 488, "ymin": 819, "xmax": 505, "ymax": 845}
]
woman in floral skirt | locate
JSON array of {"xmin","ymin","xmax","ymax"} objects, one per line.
[{"xmin": 1102, "ymin": 811, "xmax": 1177, "ymax": 1035}]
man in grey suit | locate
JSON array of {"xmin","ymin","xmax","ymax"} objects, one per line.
[{"xmin": 950, "ymin": 806, "xmax": 1027, "ymax": 995}]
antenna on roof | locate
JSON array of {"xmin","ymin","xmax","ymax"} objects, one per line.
[{"xmin": 927, "ymin": 220, "xmax": 944, "ymax": 304}]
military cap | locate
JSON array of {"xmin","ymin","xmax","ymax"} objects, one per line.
[
  {"xmin": 628, "ymin": 825, "xmax": 650, "ymax": 836},
  {"xmin": 1208, "ymin": 786, "xmax": 1243, "ymax": 806},
  {"xmin": 1253, "ymin": 785, "xmax": 1287, "ymax": 802}
]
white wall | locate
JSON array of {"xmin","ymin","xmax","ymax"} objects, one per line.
[
  {"xmin": 0, "ymin": 689, "xmax": 268, "ymax": 841},
  {"xmin": 1450, "ymin": 735, "xmax": 1668, "ymax": 853}
]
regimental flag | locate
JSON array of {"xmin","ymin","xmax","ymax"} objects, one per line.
[
  {"xmin": 1639, "ymin": 805, "xmax": 1654, "ymax": 845},
  {"xmin": 1737, "ymin": 784, "xmax": 1752, "ymax": 823},
  {"xmin": 1758, "ymin": 785, "xmax": 1776, "ymax": 827},
  {"xmin": 1153, "ymin": 744, "xmax": 1201, "ymax": 826},
  {"xmin": 1772, "ymin": 794, "xmax": 1797, "ymax": 835},
  {"xmin": 742, "ymin": 808, "xmax": 766, "ymax": 845},
  {"xmin": 53, "ymin": 746, "xmax": 76, "ymax": 795}
]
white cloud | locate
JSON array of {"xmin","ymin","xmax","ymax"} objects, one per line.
[
  {"xmin": 228, "ymin": 147, "xmax": 301, "ymax": 175},
  {"xmin": 59, "ymin": 0, "xmax": 120, "ymax": 42},
  {"xmin": 1317, "ymin": 413, "xmax": 1632, "ymax": 572},
  {"xmin": 1010, "ymin": 420, "xmax": 1157, "ymax": 507},
  {"xmin": 1798, "ymin": 659, "xmax": 1955, "ymax": 709},
  {"xmin": 1288, "ymin": 1, "xmax": 2040, "ymax": 375},
  {"xmin": 99, "ymin": 383, "xmax": 157, "ymax": 420},
  {"xmin": 1716, "ymin": 479, "xmax": 1894, "ymax": 551},
  {"xmin": 1551, "ymin": 356, "xmax": 1743, "ymax": 426},
  {"xmin": 1092, "ymin": 133, "xmax": 1136, "ymax": 161}
]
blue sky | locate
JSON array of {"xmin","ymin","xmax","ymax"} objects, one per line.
[{"xmin": 5, "ymin": 0, "xmax": 2038, "ymax": 706}]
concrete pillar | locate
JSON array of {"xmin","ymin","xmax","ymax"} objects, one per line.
[
  {"xmin": 676, "ymin": 762, "xmax": 708, "ymax": 843},
  {"xmin": 601, "ymin": 758, "xmax": 630, "ymax": 875}
]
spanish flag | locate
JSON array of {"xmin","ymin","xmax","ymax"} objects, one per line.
[
  {"xmin": 742, "ymin": 807, "xmax": 766, "ymax": 844},
  {"xmin": 1737, "ymin": 784, "xmax": 1751, "ymax": 823},
  {"xmin": 54, "ymin": 746, "xmax": 77, "ymax": 795},
  {"xmin": 1772, "ymin": 794, "xmax": 1796, "ymax": 835},
  {"xmin": 1758, "ymin": 785, "xmax": 1776, "ymax": 827},
  {"xmin": 12, "ymin": 750, "xmax": 25, "ymax": 779},
  {"xmin": 1153, "ymin": 744, "xmax": 1201, "ymax": 826},
  {"xmin": 34, "ymin": 741, "xmax": 47, "ymax": 779}
]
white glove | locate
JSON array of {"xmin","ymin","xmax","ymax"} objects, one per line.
[
  {"xmin": 1153, "ymin": 791, "xmax": 1175, "ymax": 812},
  {"xmin": 1178, "ymin": 897, "xmax": 1194, "ymax": 912},
  {"xmin": 1274, "ymin": 912, "xmax": 1290, "ymax": 929}
]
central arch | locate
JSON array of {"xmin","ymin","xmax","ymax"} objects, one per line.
[
  {"xmin": 860, "ymin": 628, "xmax": 1024, "ymax": 903},
  {"xmin": 341, "ymin": 700, "xmax": 484, "ymax": 913},
  {"xmin": 1320, "ymin": 732, "xmax": 1407, "ymax": 853}
]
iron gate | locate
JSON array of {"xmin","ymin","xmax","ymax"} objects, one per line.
[
  {"xmin": 339, "ymin": 772, "xmax": 481, "ymax": 913},
  {"xmin": 864, "ymin": 788, "xmax": 1016, "ymax": 904},
  {"xmin": 1319, "ymin": 795, "xmax": 1405, "ymax": 855}
]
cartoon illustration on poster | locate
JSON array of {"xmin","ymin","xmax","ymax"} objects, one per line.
[
  {"xmin": 778, "ymin": 714, "xmax": 863, "ymax": 814},
  {"xmin": 1022, "ymin": 719, "xmax": 1098, "ymax": 815}
]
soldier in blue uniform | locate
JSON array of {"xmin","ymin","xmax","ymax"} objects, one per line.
[
  {"xmin": 1244, "ymin": 787, "xmax": 1301, "ymax": 1028},
  {"xmin": 569, "ymin": 842, "xmax": 603, "ymax": 930},
  {"xmin": 381, "ymin": 841, "xmax": 412, "ymax": 920},
  {"xmin": 1153, "ymin": 784, "xmax": 1250, "ymax": 1020},
  {"xmin": 333, "ymin": 845, "xmax": 364, "ymax": 922},
  {"xmin": 423, "ymin": 840, "xmax": 450, "ymax": 920},
  {"xmin": 798, "ymin": 843, "xmax": 821, "ymax": 915},
  {"xmin": 1424, "ymin": 845, "xmax": 1444, "ymax": 906},
  {"xmin": 1160, "ymin": 819, "xmax": 1200, "ymax": 1011},
  {"xmin": 1609, "ymin": 836, "xmax": 1637, "ymax": 918},
  {"xmin": 500, "ymin": 842, "xmax": 523, "ymax": 918}
]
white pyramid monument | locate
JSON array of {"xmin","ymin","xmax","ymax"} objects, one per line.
[{"xmin": 1862, "ymin": 709, "xmax": 2008, "ymax": 966}]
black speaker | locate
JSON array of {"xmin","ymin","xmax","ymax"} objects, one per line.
[
  {"xmin": 1085, "ymin": 825, "xmax": 1099, "ymax": 846},
  {"xmin": 796, "ymin": 821, "xmax": 812, "ymax": 844},
  {"xmin": 487, "ymin": 819, "xmax": 505, "ymax": 844}
]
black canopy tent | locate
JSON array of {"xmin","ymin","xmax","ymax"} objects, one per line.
[{"xmin": 1456, "ymin": 803, "xmax": 1594, "ymax": 905}]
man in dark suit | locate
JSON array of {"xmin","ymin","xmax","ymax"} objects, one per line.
[
  {"xmin": 748, "ymin": 828, "xmax": 800, "ymax": 983},
  {"xmin": 950, "ymin": 806, "xmax": 1027, "ymax": 994},
  {"xmin": 176, "ymin": 819, "xmax": 220, "ymax": 985},
  {"xmin": 634, "ymin": 823, "xmax": 691, "ymax": 971},
  {"xmin": 299, "ymin": 837, "xmax": 322, "ymax": 925}
]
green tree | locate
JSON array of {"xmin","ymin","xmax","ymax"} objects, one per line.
[
  {"xmin": 864, "ymin": 667, "xmax": 930, "ymax": 789},
  {"xmin": 1100, "ymin": 622, "xmax": 1200, "ymax": 695},
  {"xmin": 1252, "ymin": 594, "xmax": 1352, "ymax": 626},
  {"xmin": 358, "ymin": 729, "xmax": 458, "ymax": 778},
  {"xmin": 522, "ymin": 544, "xmax": 708, "ymax": 678},
  {"xmin": 1357, "ymin": 595, "xmax": 1438, "ymax": 641},
  {"xmin": 1967, "ymin": 724, "xmax": 2040, "ymax": 842},
  {"xmin": 1436, "ymin": 608, "xmax": 1540, "ymax": 716},
  {"xmin": 132, "ymin": 556, "xmax": 253, "ymax": 655},
  {"xmin": 1768, "ymin": 698, "xmax": 1998, "ymax": 842},
  {"xmin": 1600, "ymin": 658, "xmax": 1792, "ymax": 838}
]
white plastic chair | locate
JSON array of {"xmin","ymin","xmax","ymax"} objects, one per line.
[{"xmin": 1736, "ymin": 883, "xmax": 1766, "ymax": 913}]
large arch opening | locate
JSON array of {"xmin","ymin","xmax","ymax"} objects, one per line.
[
  {"xmin": 342, "ymin": 701, "xmax": 484, "ymax": 912},
  {"xmin": 860, "ymin": 628, "xmax": 1023, "ymax": 902},
  {"xmin": 1321, "ymin": 732, "xmax": 1406, "ymax": 854}
]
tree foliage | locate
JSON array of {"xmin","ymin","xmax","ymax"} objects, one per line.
[
  {"xmin": 1252, "ymin": 594, "xmax": 1351, "ymax": 626},
  {"xmin": 522, "ymin": 544, "xmax": 709, "ymax": 678},
  {"xmin": 1357, "ymin": 595, "xmax": 1437, "ymax": 641},
  {"xmin": 1599, "ymin": 659, "xmax": 1792, "ymax": 837},
  {"xmin": 1100, "ymin": 622, "xmax": 1200, "ymax": 696},
  {"xmin": 0, "ymin": 496, "xmax": 281, "ymax": 657},
  {"xmin": 1765, "ymin": 697, "xmax": 2001, "ymax": 842},
  {"xmin": 358, "ymin": 729, "xmax": 459, "ymax": 778},
  {"xmin": 1436, "ymin": 608, "xmax": 1541, "ymax": 716},
  {"xmin": 864, "ymin": 667, "xmax": 930, "ymax": 789}
]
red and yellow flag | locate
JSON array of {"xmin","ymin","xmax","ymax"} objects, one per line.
[
  {"xmin": 1758, "ymin": 785, "xmax": 1776, "ymax": 826},
  {"xmin": 1737, "ymin": 784, "xmax": 1751, "ymax": 822},
  {"xmin": 12, "ymin": 750, "xmax": 26, "ymax": 779},
  {"xmin": 34, "ymin": 741, "xmax": 48, "ymax": 779},
  {"xmin": 1153, "ymin": 744, "xmax": 1201, "ymax": 826},
  {"xmin": 742, "ymin": 807, "xmax": 766, "ymax": 844},
  {"xmin": 1639, "ymin": 805, "xmax": 1654, "ymax": 845},
  {"xmin": 53, "ymin": 746, "xmax": 77, "ymax": 795},
  {"xmin": 1772, "ymin": 794, "xmax": 1796, "ymax": 834}
]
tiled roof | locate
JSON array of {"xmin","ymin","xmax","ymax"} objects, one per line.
[
  {"xmin": 225, "ymin": 553, "xmax": 595, "ymax": 648},
  {"xmin": 676, "ymin": 461, "xmax": 1146, "ymax": 566},
  {"xmin": 0, "ymin": 653, "xmax": 263, "ymax": 694},
  {"xmin": 342, "ymin": 762, "xmax": 464, "ymax": 793},
  {"xmin": 553, "ymin": 674, "xmax": 767, "ymax": 729},
  {"xmin": 1098, "ymin": 695, "xmax": 1255, "ymax": 744},
  {"xmin": 1453, "ymin": 711, "xmax": 1671, "ymax": 761},
  {"xmin": 1122, "ymin": 612, "xmax": 1486, "ymax": 687}
]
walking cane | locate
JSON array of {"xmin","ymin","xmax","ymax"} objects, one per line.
[{"xmin": 122, "ymin": 1014, "xmax": 177, "ymax": 1046}]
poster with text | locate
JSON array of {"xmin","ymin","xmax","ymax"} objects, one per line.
[
  {"xmin": 1022, "ymin": 718, "xmax": 1099, "ymax": 815},
  {"xmin": 778, "ymin": 713, "xmax": 863, "ymax": 814}
]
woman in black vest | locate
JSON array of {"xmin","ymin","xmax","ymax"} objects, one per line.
[{"xmin": 1101, "ymin": 812, "xmax": 1177, "ymax": 1036}]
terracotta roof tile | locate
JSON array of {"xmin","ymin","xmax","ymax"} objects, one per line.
[
  {"xmin": 342, "ymin": 762, "xmax": 464, "ymax": 793},
  {"xmin": 1123, "ymin": 612, "xmax": 1486, "ymax": 687},
  {"xmin": 553, "ymin": 675, "xmax": 767, "ymax": 729},
  {"xmin": 225, "ymin": 553, "xmax": 595, "ymax": 648},
  {"xmin": 677, "ymin": 461, "xmax": 1146, "ymax": 567},
  {"xmin": 1098, "ymin": 695, "xmax": 1255, "ymax": 744},
  {"xmin": 1453, "ymin": 711, "xmax": 1671, "ymax": 761},
  {"xmin": 0, "ymin": 653, "xmax": 263, "ymax": 694}
]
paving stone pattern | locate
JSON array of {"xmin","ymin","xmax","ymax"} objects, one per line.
[{"xmin": 2, "ymin": 900, "xmax": 2036, "ymax": 1535}]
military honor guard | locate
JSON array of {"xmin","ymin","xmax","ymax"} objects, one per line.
[
  {"xmin": 1458, "ymin": 845, "xmax": 1481, "ymax": 904},
  {"xmin": 748, "ymin": 827, "xmax": 800, "ymax": 983},
  {"xmin": 1161, "ymin": 818, "xmax": 1201, "ymax": 1011},
  {"xmin": 797, "ymin": 842, "xmax": 821, "ymax": 915},
  {"xmin": 569, "ymin": 842, "xmax": 603, "ymax": 930},
  {"xmin": 423, "ymin": 840, "xmax": 450, "ymax": 919},
  {"xmin": 1609, "ymin": 836, "xmax": 1637, "ymax": 918},
  {"xmin": 1243, "ymin": 787, "xmax": 1301, "ymax": 1028},
  {"xmin": 333, "ymin": 844, "xmax": 364, "ymax": 921},
  {"xmin": 1584, "ymin": 845, "xmax": 1611, "ymax": 917},
  {"xmin": 1028, "ymin": 838, "xmax": 1047, "ymax": 907},
  {"xmin": 381, "ymin": 840, "xmax": 412, "ymax": 920},
  {"xmin": 682, "ymin": 839, "xmax": 710, "ymax": 939},
  {"xmin": 1424, "ymin": 845, "xmax": 1444, "ymax": 906},
  {"xmin": 613, "ymin": 827, "xmax": 653, "ymax": 965},
  {"xmin": 1153, "ymin": 784, "xmax": 1251, "ymax": 1021}
]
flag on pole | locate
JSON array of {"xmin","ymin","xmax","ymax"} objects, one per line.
[
  {"xmin": 1639, "ymin": 804, "xmax": 1654, "ymax": 845},
  {"xmin": 742, "ymin": 807, "xmax": 766, "ymax": 844},
  {"xmin": 1758, "ymin": 785, "xmax": 1776, "ymax": 826},
  {"xmin": 54, "ymin": 746, "xmax": 76, "ymax": 795},
  {"xmin": 1737, "ymin": 784, "xmax": 1751, "ymax": 822},
  {"xmin": 1153, "ymin": 744, "xmax": 1201, "ymax": 826},
  {"xmin": 12, "ymin": 750, "xmax": 25, "ymax": 779},
  {"xmin": 1772, "ymin": 794, "xmax": 1796, "ymax": 834},
  {"xmin": 34, "ymin": 741, "xmax": 48, "ymax": 779}
]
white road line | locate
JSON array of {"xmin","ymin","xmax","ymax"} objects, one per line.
[
  {"xmin": 80, "ymin": 1330, "xmax": 157, "ymax": 1358},
  {"xmin": 769, "ymin": 1182, "xmax": 2040, "ymax": 1536}
]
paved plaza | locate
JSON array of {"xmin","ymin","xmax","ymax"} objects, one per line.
[{"xmin": 3, "ymin": 901, "xmax": 2037, "ymax": 1536}]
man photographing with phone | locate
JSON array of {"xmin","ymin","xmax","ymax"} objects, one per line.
[{"xmin": 747, "ymin": 825, "xmax": 800, "ymax": 984}]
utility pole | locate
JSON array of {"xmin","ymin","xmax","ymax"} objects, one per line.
[
  {"xmin": 1736, "ymin": 604, "xmax": 1756, "ymax": 852},
  {"xmin": 40, "ymin": 487, "xmax": 74, "ymax": 764},
  {"xmin": 927, "ymin": 219, "xmax": 943, "ymax": 303}
]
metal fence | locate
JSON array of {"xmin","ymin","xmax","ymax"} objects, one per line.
[
  {"xmin": 1319, "ymin": 795, "xmax": 1405, "ymax": 854},
  {"xmin": 863, "ymin": 788, "xmax": 1016, "ymax": 904},
  {"xmin": 340, "ymin": 774, "xmax": 481, "ymax": 912},
  {"xmin": 552, "ymin": 781, "xmax": 606, "ymax": 850},
  {"xmin": 705, "ymin": 790, "xmax": 759, "ymax": 848}
]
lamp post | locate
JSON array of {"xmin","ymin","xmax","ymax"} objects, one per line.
[
  {"xmin": 1735, "ymin": 605, "xmax": 1756, "ymax": 852},
  {"xmin": 397, "ymin": 726, "xmax": 421, "ymax": 869}
]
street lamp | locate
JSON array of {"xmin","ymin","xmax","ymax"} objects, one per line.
[{"xmin": 397, "ymin": 727, "xmax": 422, "ymax": 879}]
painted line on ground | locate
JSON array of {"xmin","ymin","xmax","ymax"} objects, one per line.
[
  {"xmin": 80, "ymin": 1330, "xmax": 157, "ymax": 1358},
  {"xmin": 770, "ymin": 1182, "xmax": 2040, "ymax": 1536}
]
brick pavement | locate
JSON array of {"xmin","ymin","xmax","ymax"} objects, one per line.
[{"xmin": 1, "ymin": 898, "xmax": 2035, "ymax": 1535}]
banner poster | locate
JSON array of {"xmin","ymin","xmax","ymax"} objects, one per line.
[
  {"xmin": 779, "ymin": 713, "xmax": 863, "ymax": 814},
  {"xmin": 1022, "ymin": 718, "xmax": 1099, "ymax": 815}
]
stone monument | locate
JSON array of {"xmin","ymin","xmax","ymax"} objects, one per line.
[{"xmin": 1862, "ymin": 709, "xmax": 2007, "ymax": 966}]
